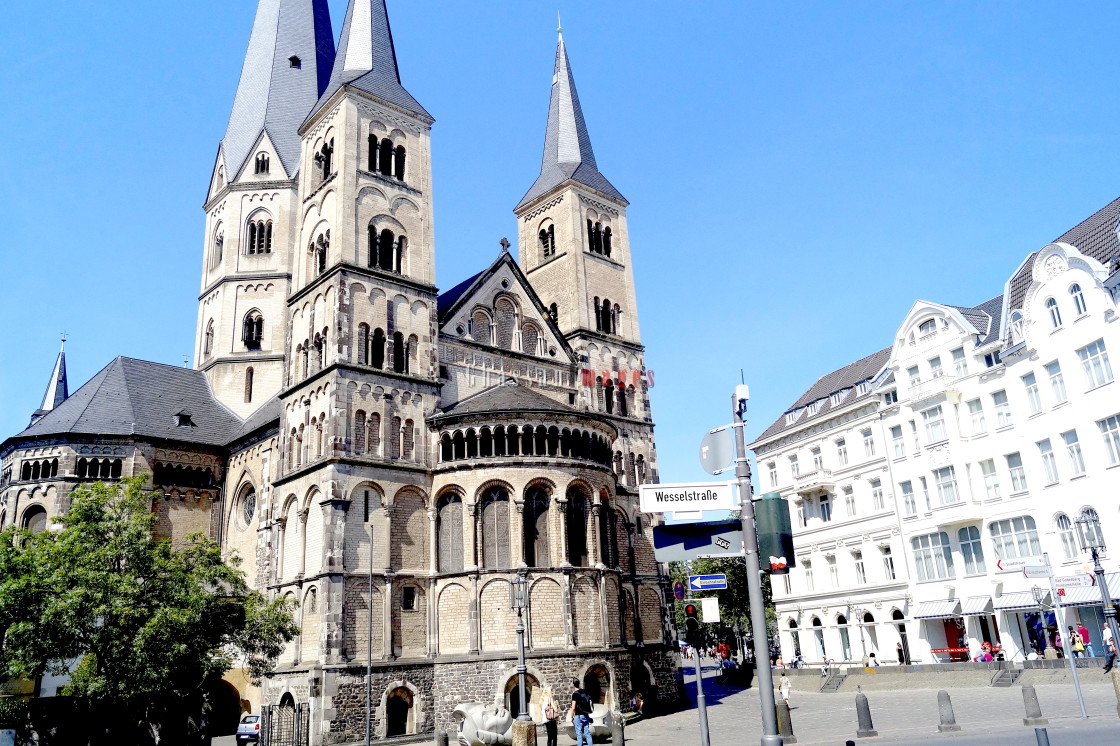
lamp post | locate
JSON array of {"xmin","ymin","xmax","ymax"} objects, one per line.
[
  {"xmin": 1075, "ymin": 513, "xmax": 1120, "ymax": 657},
  {"xmin": 510, "ymin": 570, "xmax": 532, "ymax": 722}
]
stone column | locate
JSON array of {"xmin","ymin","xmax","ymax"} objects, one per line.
[
  {"xmin": 384, "ymin": 576, "xmax": 395, "ymax": 660},
  {"xmin": 470, "ymin": 572, "xmax": 481, "ymax": 654},
  {"xmin": 298, "ymin": 508, "xmax": 309, "ymax": 578},
  {"xmin": 589, "ymin": 503, "xmax": 602, "ymax": 567},
  {"xmin": 556, "ymin": 496, "xmax": 570, "ymax": 568},
  {"xmin": 562, "ymin": 570, "xmax": 575, "ymax": 650},
  {"xmin": 465, "ymin": 502, "xmax": 479, "ymax": 572},
  {"xmin": 514, "ymin": 499, "xmax": 527, "ymax": 567},
  {"xmin": 428, "ymin": 507, "xmax": 438, "ymax": 575},
  {"xmin": 275, "ymin": 517, "xmax": 287, "ymax": 585}
]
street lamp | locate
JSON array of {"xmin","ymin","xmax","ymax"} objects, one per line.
[
  {"xmin": 510, "ymin": 570, "xmax": 531, "ymax": 722},
  {"xmin": 1075, "ymin": 512, "xmax": 1120, "ymax": 656}
]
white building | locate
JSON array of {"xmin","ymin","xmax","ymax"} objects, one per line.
[{"xmin": 752, "ymin": 196, "xmax": 1120, "ymax": 666}]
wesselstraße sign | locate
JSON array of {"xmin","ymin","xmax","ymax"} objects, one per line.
[{"xmin": 639, "ymin": 481, "xmax": 735, "ymax": 514}]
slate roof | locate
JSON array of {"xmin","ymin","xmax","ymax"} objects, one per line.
[
  {"xmin": 14, "ymin": 358, "xmax": 243, "ymax": 448},
  {"xmin": 948, "ymin": 294, "xmax": 1003, "ymax": 346},
  {"xmin": 515, "ymin": 36, "xmax": 626, "ymax": 211},
  {"xmin": 33, "ymin": 345, "xmax": 69, "ymax": 422},
  {"xmin": 1007, "ymin": 194, "xmax": 1120, "ymax": 311},
  {"xmin": 307, "ymin": 0, "xmax": 431, "ymax": 124},
  {"xmin": 231, "ymin": 395, "xmax": 283, "ymax": 444},
  {"xmin": 753, "ymin": 347, "xmax": 892, "ymax": 446},
  {"xmin": 221, "ymin": 0, "xmax": 335, "ymax": 179},
  {"xmin": 436, "ymin": 271, "xmax": 484, "ymax": 320},
  {"xmin": 434, "ymin": 382, "xmax": 602, "ymax": 427}
]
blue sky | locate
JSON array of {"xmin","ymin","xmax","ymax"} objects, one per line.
[{"xmin": 3, "ymin": 1, "xmax": 1120, "ymax": 489}]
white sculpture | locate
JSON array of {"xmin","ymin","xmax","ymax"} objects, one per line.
[
  {"xmin": 453, "ymin": 702, "xmax": 515, "ymax": 746},
  {"xmin": 561, "ymin": 703, "xmax": 613, "ymax": 743}
]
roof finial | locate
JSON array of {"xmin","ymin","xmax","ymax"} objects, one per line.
[
  {"xmin": 557, "ymin": 11, "xmax": 563, "ymax": 39},
  {"xmin": 60, "ymin": 330, "xmax": 68, "ymax": 350},
  {"xmin": 499, "ymin": 237, "xmax": 511, "ymax": 254}
]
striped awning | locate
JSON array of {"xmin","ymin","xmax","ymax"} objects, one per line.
[
  {"xmin": 994, "ymin": 591, "xmax": 1049, "ymax": 611},
  {"xmin": 961, "ymin": 596, "xmax": 993, "ymax": 616},
  {"xmin": 1056, "ymin": 573, "xmax": 1120, "ymax": 607},
  {"xmin": 913, "ymin": 599, "xmax": 962, "ymax": 619}
]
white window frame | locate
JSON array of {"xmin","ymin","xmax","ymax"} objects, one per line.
[
  {"xmin": 819, "ymin": 494, "xmax": 832, "ymax": 523},
  {"xmin": 1046, "ymin": 361, "xmax": 1067, "ymax": 404},
  {"xmin": 891, "ymin": 425, "xmax": 905, "ymax": 458},
  {"xmin": 881, "ymin": 546, "xmax": 896, "ymax": 580},
  {"xmin": 958, "ymin": 525, "xmax": 986, "ymax": 574},
  {"xmin": 929, "ymin": 355, "xmax": 944, "ymax": 379},
  {"xmin": 922, "ymin": 405, "xmax": 946, "ymax": 444},
  {"xmin": 933, "ymin": 465, "xmax": 959, "ymax": 505},
  {"xmin": 989, "ymin": 515, "xmax": 1041, "ymax": 560},
  {"xmin": 1055, "ymin": 514, "xmax": 1077, "ymax": 561},
  {"xmin": 844, "ymin": 487, "xmax": 856, "ymax": 516},
  {"xmin": 870, "ymin": 479, "xmax": 884, "ymax": 510},
  {"xmin": 967, "ymin": 398, "xmax": 986, "ymax": 436},
  {"xmin": 836, "ymin": 438, "xmax": 848, "ymax": 466},
  {"xmin": 1099, "ymin": 414, "xmax": 1120, "ymax": 466},
  {"xmin": 862, "ymin": 429, "xmax": 876, "ymax": 457},
  {"xmin": 1006, "ymin": 452, "xmax": 1028, "ymax": 493},
  {"xmin": 1070, "ymin": 283, "xmax": 1087, "ymax": 316},
  {"xmin": 1079, "ymin": 339, "xmax": 1114, "ymax": 389},
  {"xmin": 993, "ymin": 390, "xmax": 1012, "ymax": 427},
  {"xmin": 900, "ymin": 481, "xmax": 917, "ymax": 516},
  {"xmin": 911, "ymin": 531, "xmax": 954, "ymax": 581},
  {"xmin": 1022, "ymin": 372, "xmax": 1042, "ymax": 415},
  {"xmin": 952, "ymin": 347, "xmax": 968, "ymax": 377},
  {"xmin": 979, "ymin": 458, "xmax": 1000, "ymax": 498},
  {"xmin": 1037, "ymin": 438, "xmax": 1059, "ymax": 485},
  {"xmin": 1062, "ymin": 430, "xmax": 1085, "ymax": 476},
  {"xmin": 853, "ymin": 551, "xmax": 867, "ymax": 585}
]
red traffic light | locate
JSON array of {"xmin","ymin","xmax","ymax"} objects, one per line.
[{"xmin": 684, "ymin": 603, "xmax": 698, "ymax": 617}]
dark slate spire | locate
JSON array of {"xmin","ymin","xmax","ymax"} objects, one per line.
[
  {"xmin": 307, "ymin": 0, "xmax": 432, "ymax": 123},
  {"xmin": 515, "ymin": 32, "xmax": 626, "ymax": 211},
  {"xmin": 222, "ymin": 0, "xmax": 336, "ymax": 179},
  {"xmin": 31, "ymin": 341, "xmax": 68, "ymax": 426}
]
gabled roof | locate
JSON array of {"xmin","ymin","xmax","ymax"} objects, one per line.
[
  {"xmin": 753, "ymin": 347, "xmax": 892, "ymax": 445},
  {"xmin": 1008, "ymin": 194, "xmax": 1120, "ymax": 312},
  {"xmin": 12, "ymin": 358, "xmax": 243, "ymax": 449},
  {"xmin": 515, "ymin": 35, "xmax": 625, "ymax": 211},
  {"xmin": 948, "ymin": 294, "xmax": 1003, "ymax": 346},
  {"xmin": 31, "ymin": 343, "xmax": 69, "ymax": 424},
  {"xmin": 306, "ymin": 0, "xmax": 431, "ymax": 124},
  {"xmin": 436, "ymin": 380, "xmax": 580, "ymax": 420},
  {"xmin": 221, "ymin": 0, "xmax": 336, "ymax": 178}
]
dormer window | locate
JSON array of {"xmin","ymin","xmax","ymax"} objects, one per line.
[
  {"xmin": 918, "ymin": 319, "xmax": 937, "ymax": 337},
  {"xmin": 289, "ymin": 56, "xmax": 301, "ymax": 69},
  {"xmin": 176, "ymin": 411, "xmax": 195, "ymax": 428}
]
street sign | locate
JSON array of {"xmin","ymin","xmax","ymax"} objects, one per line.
[
  {"xmin": 653, "ymin": 520, "xmax": 744, "ymax": 563},
  {"xmin": 639, "ymin": 481, "xmax": 736, "ymax": 515},
  {"xmin": 996, "ymin": 557, "xmax": 1045, "ymax": 572},
  {"xmin": 1023, "ymin": 566, "xmax": 1053, "ymax": 579},
  {"xmin": 701, "ymin": 597, "xmax": 721, "ymax": 623},
  {"xmin": 674, "ymin": 581, "xmax": 685, "ymax": 600},
  {"xmin": 689, "ymin": 574, "xmax": 728, "ymax": 591},
  {"xmin": 1055, "ymin": 575, "xmax": 1095, "ymax": 589},
  {"xmin": 700, "ymin": 429, "xmax": 735, "ymax": 475}
]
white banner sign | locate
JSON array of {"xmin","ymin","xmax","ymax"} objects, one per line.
[
  {"xmin": 1054, "ymin": 575, "xmax": 1095, "ymax": 589},
  {"xmin": 701, "ymin": 597, "xmax": 721, "ymax": 623},
  {"xmin": 639, "ymin": 482, "xmax": 736, "ymax": 514}
]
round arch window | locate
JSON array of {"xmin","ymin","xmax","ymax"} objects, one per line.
[{"xmin": 241, "ymin": 488, "xmax": 257, "ymax": 528}]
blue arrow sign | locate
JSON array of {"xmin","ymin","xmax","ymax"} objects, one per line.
[{"xmin": 688, "ymin": 574, "xmax": 727, "ymax": 591}]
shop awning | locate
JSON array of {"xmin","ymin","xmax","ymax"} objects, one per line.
[
  {"xmin": 1055, "ymin": 573, "xmax": 1120, "ymax": 607},
  {"xmin": 913, "ymin": 599, "xmax": 962, "ymax": 619},
  {"xmin": 994, "ymin": 591, "xmax": 1049, "ymax": 611},
  {"xmin": 961, "ymin": 596, "xmax": 993, "ymax": 616}
]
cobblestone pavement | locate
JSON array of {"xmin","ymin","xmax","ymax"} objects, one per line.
[{"xmin": 621, "ymin": 662, "xmax": 1120, "ymax": 746}]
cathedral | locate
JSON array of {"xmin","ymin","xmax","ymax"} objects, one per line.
[{"xmin": 0, "ymin": 0, "xmax": 671, "ymax": 741}]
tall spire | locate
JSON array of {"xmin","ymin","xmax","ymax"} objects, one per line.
[
  {"xmin": 307, "ymin": 0, "xmax": 431, "ymax": 123},
  {"xmin": 221, "ymin": 0, "xmax": 336, "ymax": 178},
  {"xmin": 515, "ymin": 32, "xmax": 626, "ymax": 211},
  {"xmin": 31, "ymin": 340, "xmax": 68, "ymax": 425}
]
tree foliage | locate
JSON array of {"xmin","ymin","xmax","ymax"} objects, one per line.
[
  {"xmin": 0, "ymin": 477, "xmax": 297, "ymax": 743},
  {"xmin": 668, "ymin": 557, "xmax": 776, "ymax": 641}
]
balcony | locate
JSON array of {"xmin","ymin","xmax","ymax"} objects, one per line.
[
  {"xmin": 908, "ymin": 374, "xmax": 961, "ymax": 408},
  {"xmin": 795, "ymin": 468, "xmax": 835, "ymax": 496}
]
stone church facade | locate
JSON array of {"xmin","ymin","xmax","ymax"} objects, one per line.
[{"xmin": 0, "ymin": 0, "xmax": 672, "ymax": 741}]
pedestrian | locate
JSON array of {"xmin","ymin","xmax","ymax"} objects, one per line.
[
  {"xmin": 1052, "ymin": 628, "xmax": 1064, "ymax": 658},
  {"xmin": 896, "ymin": 642, "xmax": 905, "ymax": 665},
  {"xmin": 541, "ymin": 688, "xmax": 560, "ymax": 746},
  {"xmin": 869, "ymin": 652, "xmax": 879, "ymax": 667},
  {"xmin": 820, "ymin": 658, "xmax": 831, "ymax": 678},
  {"xmin": 1103, "ymin": 625, "xmax": 1116, "ymax": 673},
  {"xmin": 1069, "ymin": 626, "xmax": 1085, "ymax": 658},
  {"xmin": 570, "ymin": 679, "xmax": 593, "ymax": 746},
  {"xmin": 778, "ymin": 673, "xmax": 791, "ymax": 705},
  {"xmin": 1078, "ymin": 623, "xmax": 1094, "ymax": 657}
]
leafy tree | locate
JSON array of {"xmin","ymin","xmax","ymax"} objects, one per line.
[
  {"xmin": 0, "ymin": 477, "xmax": 297, "ymax": 745},
  {"xmin": 669, "ymin": 557, "xmax": 776, "ymax": 645}
]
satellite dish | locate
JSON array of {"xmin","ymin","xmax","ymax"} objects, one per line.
[{"xmin": 699, "ymin": 428, "xmax": 734, "ymax": 475}]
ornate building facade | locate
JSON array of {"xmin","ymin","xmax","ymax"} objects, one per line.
[{"xmin": 0, "ymin": 1, "xmax": 671, "ymax": 741}]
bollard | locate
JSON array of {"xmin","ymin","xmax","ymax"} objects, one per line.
[
  {"xmin": 855, "ymin": 692, "xmax": 877, "ymax": 737},
  {"xmin": 1035, "ymin": 727, "xmax": 1051, "ymax": 746},
  {"xmin": 936, "ymin": 690, "xmax": 961, "ymax": 732},
  {"xmin": 1021, "ymin": 685, "xmax": 1049, "ymax": 726},
  {"xmin": 775, "ymin": 700, "xmax": 798, "ymax": 744},
  {"xmin": 434, "ymin": 733, "xmax": 449, "ymax": 746},
  {"xmin": 610, "ymin": 710, "xmax": 626, "ymax": 744}
]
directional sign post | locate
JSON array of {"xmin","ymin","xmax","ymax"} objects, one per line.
[
  {"xmin": 1054, "ymin": 575, "xmax": 1095, "ymax": 589},
  {"xmin": 1023, "ymin": 566, "xmax": 1053, "ymax": 579},
  {"xmin": 689, "ymin": 574, "xmax": 728, "ymax": 591},
  {"xmin": 996, "ymin": 557, "xmax": 1045, "ymax": 572}
]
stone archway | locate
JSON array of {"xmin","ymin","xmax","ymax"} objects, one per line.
[
  {"xmin": 385, "ymin": 686, "xmax": 414, "ymax": 737},
  {"xmin": 205, "ymin": 679, "xmax": 243, "ymax": 736},
  {"xmin": 581, "ymin": 663, "xmax": 612, "ymax": 707}
]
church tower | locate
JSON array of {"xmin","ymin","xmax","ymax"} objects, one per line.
[
  {"xmin": 515, "ymin": 31, "xmax": 657, "ymax": 487},
  {"xmin": 196, "ymin": 0, "xmax": 336, "ymax": 417}
]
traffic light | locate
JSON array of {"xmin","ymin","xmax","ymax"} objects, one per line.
[{"xmin": 684, "ymin": 603, "xmax": 701, "ymax": 646}]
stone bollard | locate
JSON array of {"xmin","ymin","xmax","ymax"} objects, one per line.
[
  {"xmin": 610, "ymin": 711, "xmax": 626, "ymax": 744},
  {"xmin": 936, "ymin": 690, "xmax": 961, "ymax": 732},
  {"xmin": 1110, "ymin": 668, "xmax": 1120, "ymax": 719},
  {"xmin": 434, "ymin": 733, "xmax": 449, "ymax": 746},
  {"xmin": 775, "ymin": 701, "xmax": 797, "ymax": 744},
  {"xmin": 511, "ymin": 720, "xmax": 537, "ymax": 746},
  {"xmin": 855, "ymin": 692, "xmax": 877, "ymax": 737},
  {"xmin": 1021, "ymin": 684, "xmax": 1049, "ymax": 726}
]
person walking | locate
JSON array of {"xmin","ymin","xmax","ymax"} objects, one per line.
[
  {"xmin": 1078, "ymin": 623, "xmax": 1095, "ymax": 657},
  {"xmin": 1069, "ymin": 626, "xmax": 1085, "ymax": 658},
  {"xmin": 896, "ymin": 642, "xmax": 905, "ymax": 665},
  {"xmin": 1103, "ymin": 625, "xmax": 1117, "ymax": 673},
  {"xmin": 570, "ymin": 679, "xmax": 593, "ymax": 746},
  {"xmin": 541, "ymin": 689, "xmax": 560, "ymax": 746},
  {"xmin": 778, "ymin": 673, "xmax": 791, "ymax": 706}
]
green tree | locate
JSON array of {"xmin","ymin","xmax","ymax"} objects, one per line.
[
  {"xmin": 0, "ymin": 477, "xmax": 298, "ymax": 745},
  {"xmin": 669, "ymin": 557, "xmax": 776, "ymax": 644}
]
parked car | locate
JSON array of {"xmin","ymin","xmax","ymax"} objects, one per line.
[{"xmin": 236, "ymin": 714, "xmax": 261, "ymax": 744}]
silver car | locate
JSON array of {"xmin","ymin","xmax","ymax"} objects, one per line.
[{"xmin": 235, "ymin": 714, "xmax": 261, "ymax": 744}]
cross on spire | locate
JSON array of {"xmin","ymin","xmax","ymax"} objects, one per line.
[{"xmin": 499, "ymin": 237, "xmax": 511, "ymax": 253}]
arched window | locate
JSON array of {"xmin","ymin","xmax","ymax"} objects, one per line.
[
  {"xmin": 403, "ymin": 419, "xmax": 415, "ymax": 460},
  {"xmin": 587, "ymin": 219, "xmax": 595, "ymax": 250},
  {"xmin": 1055, "ymin": 513, "xmax": 1077, "ymax": 560},
  {"xmin": 593, "ymin": 222, "xmax": 603, "ymax": 253},
  {"xmin": 242, "ymin": 310, "xmax": 264, "ymax": 349},
  {"xmin": 522, "ymin": 324, "xmax": 540, "ymax": 356},
  {"xmin": 600, "ymin": 298, "xmax": 613, "ymax": 334},
  {"xmin": 394, "ymin": 145, "xmax": 406, "ymax": 180},
  {"xmin": 313, "ymin": 333, "xmax": 325, "ymax": 371},
  {"xmin": 210, "ymin": 227, "xmax": 224, "ymax": 270},
  {"xmin": 204, "ymin": 320, "xmax": 214, "ymax": 356},
  {"xmin": 566, "ymin": 487, "xmax": 589, "ymax": 566},
  {"xmin": 316, "ymin": 138, "xmax": 334, "ymax": 181},
  {"xmin": 603, "ymin": 227, "xmax": 612, "ymax": 256},
  {"xmin": 437, "ymin": 494, "xmax": 464, "ymax": 572},
  {"xmin": 22, "ymin": 506, "xmax": 47, "ymax": 535},
  {"xmin": 604, "ymin": 379, "xmax": 615, "ymax": 414},
  {"xmin": 354, "ymin": 411, "xmax": 366, "ymax": 455},
  {"xmin": 254, "ymin": 153, "xmax": 269, "ymax": 175},
  {"xmin": 379, "ymin": 139, "xmax": 394, "ymax": 177},
  {"xmin": 357, "ymin": 323, "xmax": 370, "ymax": 365},
  {"xmin": 240, "ymin": 485, "xmax": 257, "ymax": 527},
  {"xmin": 368, "ymin": 134, "xmax": 379, "ymax": 171},
  {"xmin": 1070, "ymin": 284, "xmax": 1088, "ymax": 315},
  {"xmin": 392, "ymin": 332, "xmax": 405, "ymax": 373},
  {"xmin": 1046, "ymin": 297, "xmax": 1062, "ymax": 328},
  {"xmin": 371, "ymin": 328, "xmax": 386, "ymax": 369},
  {"xmin": 368, "ymin": 412, "xmax": 381, "ymax": 456},
  {"xmin": 593, "ymin": 297, "xmax": 601, "ymax": 332},
  {"xmin": 312, "ymin": 231, "xmax": 329, "ymax": 276},
  {"xmin": 480, "ymin": 487, "xmax": 511, "ymax": 569},
  {"xmin": 247, "ymin": 219, "xmax": 272, "ymax": 254},
  {"xmin": 495, "ymin": 298, "xmax": 517, "ymax": 350},
  {"xmin": 371, "ymin": 227, "xmax": 399, "ymax": 272},
  {"xmin": 471, "ymin": 310, "xmax": 492, "ymax": 345},
  {"xmin": 390, "ymin": 416, "xmax": 402, "ymax": 459},
  {"xmin": 539, "ymin": 224, "xmax": 556, "ymax": 258},
  {"xmin": 523, "ymin": 486, "xmax": 551, "ymax": 566},
  {"xmin": 918, "ymin": 319, "xmax": 937, "ymax": 336},
  {"xmin": 599, "ymin": 500, "xmax": 618, "ymax": 568},
  {"xmin": 244, "ymin": 367, "xmax": 254, "ymax": 404}
]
